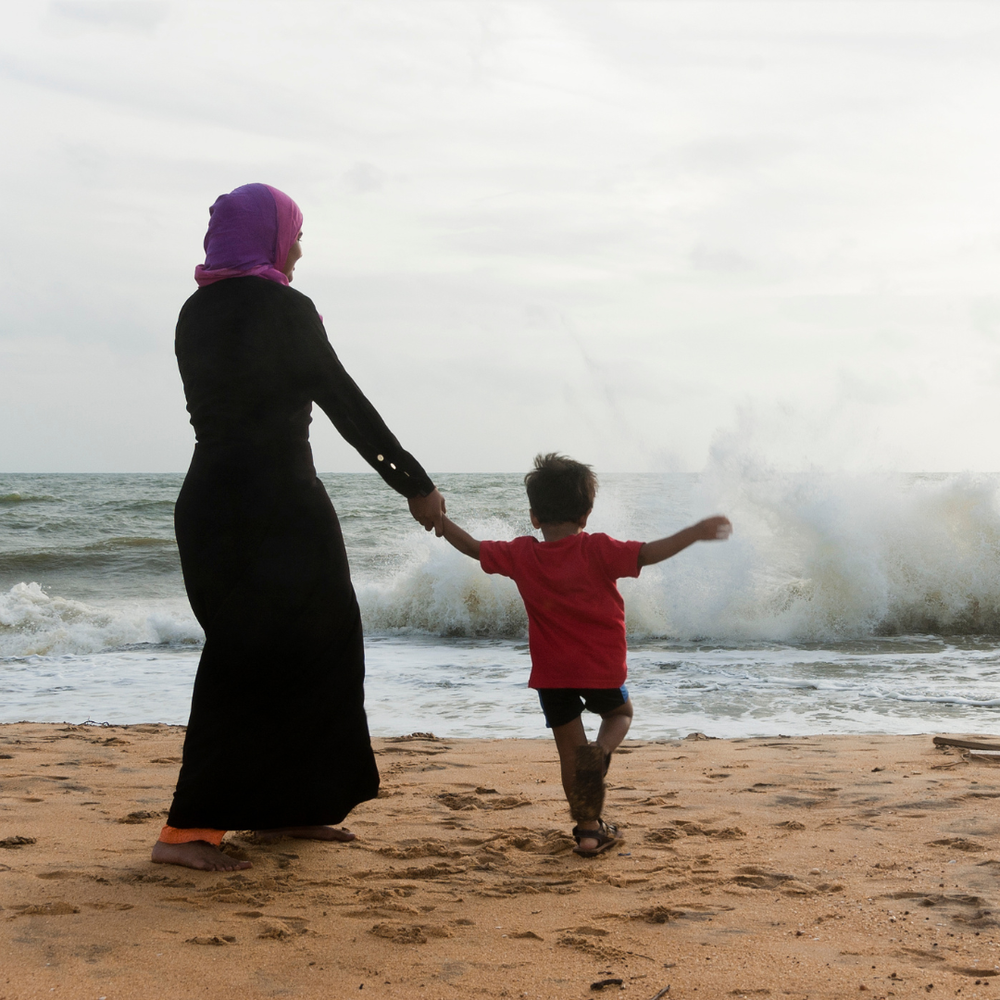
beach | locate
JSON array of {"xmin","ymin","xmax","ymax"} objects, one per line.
[
  {"xmin": 3, "ymin": 724, "xmax": 999, "ymax": 998},
  {"xmin": 5, "ymin": 473, "xmax": 1000, "ymax": 996}
]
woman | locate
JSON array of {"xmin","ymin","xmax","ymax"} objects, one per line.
[{"xmin": 153, "ymin": 183, "xmax": 445, "ymax": 871}]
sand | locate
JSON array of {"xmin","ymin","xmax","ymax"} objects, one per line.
[{"xmin": 2, "ymin": 724, "xmax": 1000, "ymax": 999}]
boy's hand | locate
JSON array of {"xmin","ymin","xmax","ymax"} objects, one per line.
[
  {"xmin": 408, "ymin": 489, "xmax": 446, "ymax": 536},
  {"xmin": 695, "ymin": 516, "xmax": 732, "ymax": 541}
]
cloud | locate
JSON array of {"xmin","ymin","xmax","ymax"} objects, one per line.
[
  {"xmin": 343, "ymin": 162, "xmax": 386, "ymax": 194},
  {"xmin": 48, "ymin": 1, "xmax": 171, "ymax": 33},
  {"xmin": 3, "ymin": 2, "xmax": 1000, "ymax": 472}
]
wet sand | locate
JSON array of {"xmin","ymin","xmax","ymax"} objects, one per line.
[{"xmin": 2, "ymin": 723, "xmax": 1000, "ymax": 998}]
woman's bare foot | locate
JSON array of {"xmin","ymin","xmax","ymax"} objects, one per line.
[
  {"xmin": 151, "ymin": 839, "xmax": 252, "ymax": 871},
  {"xmin": 255, "ymin": 825, "xmax": 355, "ymax": 842}
]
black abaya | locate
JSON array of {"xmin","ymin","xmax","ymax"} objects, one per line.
[{"xmin": 167, "ymin": 276, "xmax": 434, "ymax": 831}]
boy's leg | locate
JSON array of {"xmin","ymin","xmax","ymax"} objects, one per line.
[
  {"xmin": 552, "ymin": 717, "xmax": 607, "ymax": 852},
  {"xmin": 552, "ymin": 695, "xmax": 633, "ymax": 794},
  {"xmin": 541, "ymin": 691, "xmax": 616, "ymax": 853},
  {"xmin": 551, "ymin": 715, "xmax": 589, "ymax": 804},
  {"xmin": 567, "ymin": 695, "xmax": 634, "ymax": 855},
  {"xmin": 596, "ymin": 697, "xmax": 634, "ymax": 761}
]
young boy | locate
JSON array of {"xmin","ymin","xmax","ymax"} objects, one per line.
[{"xmin": 439, "ymin": 453, "xmax": 732, "ymax": 856}]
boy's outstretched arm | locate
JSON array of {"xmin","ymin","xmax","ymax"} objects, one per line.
[
  {"xmin": 441, "ymin": 515, "xmax": 482, "ymax": 560},
  {"xmin": 637, "ymin": 516, "xmax": 731, "ymax": 568}
]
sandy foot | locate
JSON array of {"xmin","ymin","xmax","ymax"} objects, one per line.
[{"xmin": 151, "ymin": 839, "xmax": 252, "ymax": 871}]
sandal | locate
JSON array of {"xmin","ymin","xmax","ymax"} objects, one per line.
[{"xmin": 572, "ymin": 818, "xmax": 621, "ymax": 857}]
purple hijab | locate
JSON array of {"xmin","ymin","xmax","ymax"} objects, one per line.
[{"xmin": 194, "ymin": 183, "xmax": 303, "ymax": 287}]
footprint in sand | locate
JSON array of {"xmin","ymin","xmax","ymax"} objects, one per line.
[
  {"xmin": 0, "ymin": 836, "xmax": 36, "ymax": 848},
  {"xmin": 437, "ymin": 791, "xmax": 530, "ymax": 811},
  {"xmin": 638, "ymin": 793, "xmax": 678, "ymax": 806},
  {"xmin": 645, "ymin": 828, "xmax": 683, "ymax": 843},
  {"xmin": 377, "ymin": 839, "xmax": 462, "ymax": 860},
  {"xmin": 557, "ymin": 932, "xmax": 630, "ymax": 962},
  {"xmin": 927, "ymin": 837, "xmax": 985, "ymax": 852},
  {"xmin": 710, "ymin": 826, "xmax": 746, "ymax": 839},
  {"xmin": 18, "ymin": 901, "xmax": 80, "ymax": 915},
  {"xmin": 731, "ymin": 867, "xmax": 800, "ymax": 890},
  {"xmin": 730, "ymin": 866, "xmax": 843, "ymax": 895},
  {"xmin": 359, "ymin": 887, "xmax": 418, "ymax": 902},
  {"xmin": 626, "ymin": 905, "xmax": 672, "ymax": 924},
  {"xmin": 258, "ymin": 920, "xmax": 294, "ymax": 940},
  {"xmin": 370, "ymin": 922, "xmax": 427, "ymax": 944},
  {"xmin": 369, "ymin": 921, "xmax": 453, "ymax": 944},
  {"xmin": 116, "ymin": 810, "xmax": 163, "ymax": 824},
  {"xmin": 348, "ymin": 901, "xmax": 422, "ymax": 918},
  {"xmin": 186, "ymin": 935, "xmax": 235, "ymax": 945},
  {"xmin": 492, "ymin": 829, "xmax": 575, "ymax": 855},
  {"xmin": 256, "ymin": 915, "xmax": 311, "ymax": 940},
  {"xmin": 666, "ymin": 820, "xmax": 747, "ymax": 839},
  {"xmin": 368, "ymin": 862, "xmax": 467, "ymax": 882},
  {"xmin": 883, "ymin": 889, "xmax": 996, "ymax": 927}
]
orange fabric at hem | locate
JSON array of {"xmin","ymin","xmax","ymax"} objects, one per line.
[{"xmin": 158, "ymin": 825, "xmax": 226, "ymax": 846}]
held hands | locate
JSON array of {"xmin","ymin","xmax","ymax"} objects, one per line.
[
  {"xmin": 408, "ymin": 488, "xmax": 447, "ymax": 536},
  {"xmin": 694, "ymin": 515, "xmax": 732, "ymax": 541}
]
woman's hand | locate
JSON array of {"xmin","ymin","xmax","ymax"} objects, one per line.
[{"xmin": 408, "ymin": 489, "xmax": 446, "ymax": 536}]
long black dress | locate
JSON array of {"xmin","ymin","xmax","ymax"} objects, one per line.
[{"xmin": 167, "ymin": 276, "xmax": 434, "ymax": 831}]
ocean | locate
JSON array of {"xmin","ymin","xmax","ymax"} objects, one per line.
[{"xmin": 2, "ymin": 470, "xmax": 1000, "ymax": 740}]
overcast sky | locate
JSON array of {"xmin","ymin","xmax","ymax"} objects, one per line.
[{"xmin": 4, "ymin": 1, "xmax": 1000, "ymax": 474}]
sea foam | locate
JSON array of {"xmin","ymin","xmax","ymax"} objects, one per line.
[
  {"xmin": 0, "ymin": 582, "xmax": 201, "ymax": 657},
  {"xmin": 358, "ymin": 471, "xmax": 1000, "ymax": 642},
  {"xmin": 5, "ymin": 470, "xmax": 1000, "ymax": 658},
  {"xmin": 689, "ymin": 459, "xmax": 1000, "ymax": 641}
]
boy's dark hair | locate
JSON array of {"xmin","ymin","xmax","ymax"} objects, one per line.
[{"xmin": 524, "ymin": 453, "xmax": 597, "ymax": 524}]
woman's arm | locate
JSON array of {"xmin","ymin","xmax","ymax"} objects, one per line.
[
  {"xmin": 637, "ymin": 516, "xmax": 731, "ymax": 567},
  {"xmin": 292, "ymin": 296, "xmax": 437, "ymax": 502},
  {"xmin": 311, "ymin": 354, "xmax": 434, "ymax": 497}
]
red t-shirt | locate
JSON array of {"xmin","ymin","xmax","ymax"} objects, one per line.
[{"xmin": 479, "ymin": 532, "xmax": 643, "ymax": 689}]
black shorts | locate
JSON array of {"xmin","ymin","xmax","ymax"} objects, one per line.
[{"xmin": 536, "ymin": 686, "xmax": 630, "ymax": 729}]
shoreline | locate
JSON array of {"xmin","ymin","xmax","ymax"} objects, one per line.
[{"xmin": 2, "ymin": 723, "xmax": 1000, "ymax": 998}]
